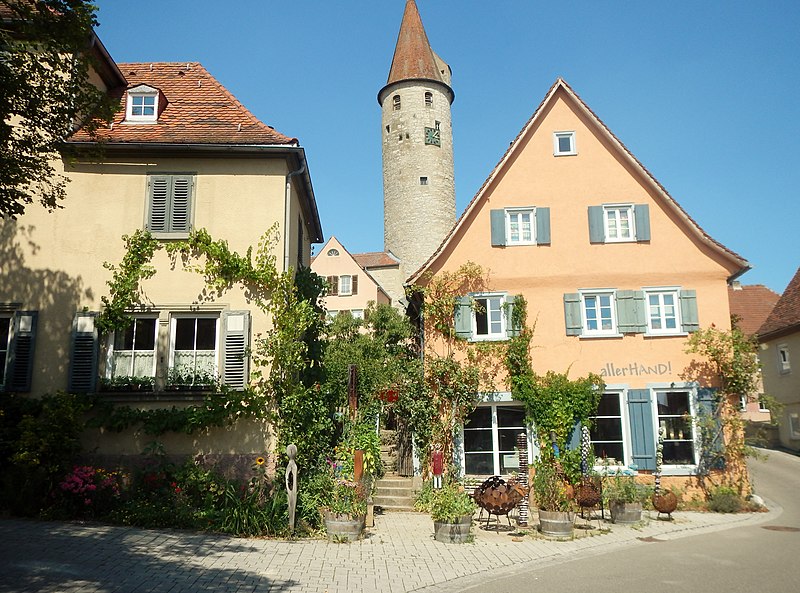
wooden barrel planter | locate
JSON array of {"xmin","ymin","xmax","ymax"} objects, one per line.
[
  {"xmin": 609, "ymin": 501, "xmax": 642, "ymax": 524},
  {"xmin": 433, "ymin": 515, "xmax": 473, "ymax": 543},
  {"xmin": 324, "ymin": 513, "xmax": 365, "ymax": 542},
  {"xmin": 538, "ymin": 510, "xmax": 575, "ymax": 538}
]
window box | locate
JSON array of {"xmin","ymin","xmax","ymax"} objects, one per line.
[{"xmin": 99, "ymin": 376, "xmax": 154, "ymax": 393}]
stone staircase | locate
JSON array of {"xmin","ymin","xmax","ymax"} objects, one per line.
[{"xmin": 373, "ymin": 473, "xmax": 416, "ymax": 512}]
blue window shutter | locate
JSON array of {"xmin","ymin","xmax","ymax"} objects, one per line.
[
  {"xmin": 616, "ymin": 290, "xmax": 646, "ymax": 334},
  {"xmin": 490, "ymin": 210, "xmax": 506, "ymax": 246},
  {"xmin": 568, "ymin": 421, "xmax": 581, "ymax": 450},
  {"xmin": 680, "ymin": 289, "xmax": 699, "ymax": 332},
  {"xmin": 627, "ymin": 388, "xmax": 656, "ymax": 470},
  {"xmin": 68, "ymin": 312, "xmax": 99, "ymax": 394},
  {"xmin": 535, "ymin": 207, "xmax": 551, "ymax": 245},
  {"xmin": 221, "ymin": 310, "xmax": 250, "ymax": 391},
  {"xmin": 454, "ymin": 296, "xmax": 472, "ymax": 339},
  {"xmin": 505, "ymin": 295, "xmax": 521, "ymax": 338},
  {"xmin": 696, "ymin": 387, "xmax": 724, "ymax": 470},
  {"xmin": 588, "ymin": 206, "xmax": 605, "ymax": 243},
  {"xmin": 5, "ymin": 311, "xmax": 38, "ymax": 392},
  {"xmin": 634, "ymin": 204, "xmax": 651, "ymax": 242},
  {"xmin": 563, "ymin": 293, "xmax": 582, "ymax": 336}
]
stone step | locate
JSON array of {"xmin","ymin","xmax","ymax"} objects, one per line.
[
  {"xmin": 373, "ymin": 495, "xmax": 416, "ymax": 509},
  {"xmin": 377, "ymin": 486, "xmax": 413, "ymax": 497},
  {"xmin": 374, "ymin": 474, "xmax": 416, "ymax": 512}
]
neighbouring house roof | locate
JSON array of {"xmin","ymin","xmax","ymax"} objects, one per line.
[
  {"xmin": 407, "ymin": 78, "xmax": 751, "ymax": 285},
  {"xmin": 312, "ymin": 237, "xmax": 392, "ymax": 303},
  {"xmin": 353, "ymin": 251, "xmax": 401, "ymax": 269},
  {"xmin": 69, "ymin": 62, "xmax": 295, "ymax": 146},
  {"xmin": 728, "ymin": 283, "xmax": 781, "ymax": 336},
  {"xmin": 758, "ymin": 267, "xmax": 800, "ymax": 340}
]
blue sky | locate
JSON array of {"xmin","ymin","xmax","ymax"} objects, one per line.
[{"xmin": 93, "ymin": 1, "xmax": 799, "ymax": 293}]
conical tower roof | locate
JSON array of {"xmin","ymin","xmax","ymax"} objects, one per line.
[{"xmin": 385, "ymin": 1, "xmax": 450, "ymax": 88}]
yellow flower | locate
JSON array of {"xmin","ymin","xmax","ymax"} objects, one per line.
[{"xmin": 255, "ymin": 456, "xmax": 266, "ymax": 466}]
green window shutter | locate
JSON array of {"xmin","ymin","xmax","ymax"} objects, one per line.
[
  {"xmin": 616, "ymin": 290, "xmax": 646, "ymax": 334},
  {"xmin": 170, "ymin": 175, "xmax": 193, "ymax": 233},
  {"xmin": 147, "ymin": 175, "xmax": 170, "ymax": 232},
  {"xmin": 221, "ymin": 310, "xmax": 250, "ymax": 391},
  {"xmin": 696, "ymin": 387, "xmax": 724, "ymax": 470},
  {"xmin": 490, "ymin": 209, "xmax": 506, "ymax": 246},
  {"xmin": 588, "ymin": 206, "xmax": 605, "ymax": 243},
  {"xmin": 535, "ymin": 207, "xmax": 551, "ymax": 245},
  {"xmin": 680, "ymin": 289, "xmax": 699, "ymax": 332},
  {"xmin": 68, "ymin": 312, "xmax": 99, "ymax": 394},
  {"xmin": 627, "ymin": 388, "xmax": 656, "ymax": 470},
  {"xmin": 563, "ymin": 293, "xmax": 582, "ymax": 336},
  {"xmin": 634, "ymin": 204, "xmax": 651, "ymax": 242},
  {"xmin": 505, "ymin": 295, "xmax": 521, "ymax": 338},
  {"xmin": 454, "ymin": 296, "xmax": 472, "ymax": 339},
  {"xmin": 327, "ymin": 276, "xmax": 338, "ymax": 296},
  {"xmin": 5, "ymin": 311, "xmax": 38, "ymax": 392}
]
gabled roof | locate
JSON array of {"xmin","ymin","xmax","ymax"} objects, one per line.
[
  {"xmin": 758, "ymin": 266, "xmax": 800, "ymax": 339},
  {"xmin": 353, "ymin": 251, "xmax": 401, "ymax": 269},
  {"xmin": 728, "ymin": 283, "xmax": 781, "ymax": 336},
  {"xmin": 312, "ymin": 237, "xmax": 392, "ymax": 302},
  {"xmin": 69, "ymin": 62, "xmax": 295, "ymax": 146},
  {"xmin": 408, "ymin": 78, "xmax": 750, "ymax": 284},
  {"xmin": 379, "ymin": 0, "xmax": 452, "ymax": 101}
]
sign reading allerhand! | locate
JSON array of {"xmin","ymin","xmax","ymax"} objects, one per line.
[{"xmin": 600, "ymin": 361, "xmax": 673, "ymax": 378}]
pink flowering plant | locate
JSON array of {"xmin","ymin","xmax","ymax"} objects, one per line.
[{"xmin": 58, "ymin": 465, "xmax": 124, "ymax": 518}]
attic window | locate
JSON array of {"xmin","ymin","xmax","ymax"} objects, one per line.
[
  {"xmin": 327, "ymin": 248, "xmax": 340, "ymax": 257},
  {"xmin": 553, "ymin": 131, "xmax": 576, "ymax": 156},
  {"xmin": 126, "ymin": 88, "xmax": 159, "ymax": 122}
]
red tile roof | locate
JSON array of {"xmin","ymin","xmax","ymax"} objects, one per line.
[
  {"xmin": 70, "ymin": 62, "xmax": 295, "ymax": 146},
  {"xmin": 385, "ymin": 0, "xmax": 445, "ymax": 87},
  {"xmin": 353, "ymin": 251, "xmax": 401, "ymax": 269},
  {"xmin": 758, "ymin": 266, "xmax": 800, "ymax": 338},
  {"xmin": 728, "ymin": 284, "xmax": 780, "ymax": 336}
]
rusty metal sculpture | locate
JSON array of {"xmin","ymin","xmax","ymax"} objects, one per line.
[{"xmin": 473, "ymin": 476, "xmax": 528, "ymax": 530}]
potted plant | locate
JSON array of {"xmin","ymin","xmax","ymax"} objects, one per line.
[
  {"xmin": 428, "ymin": 478, "xmax": 477, "ymax": 543},
  {"xmin": 100, "ymin": 375, "xmax": 155, "ymax": 392},
  {"xmin": 320, "ymin": 470, "xmax": 367, "ymax": 542},
  {"xmin": 604, "ymin": 471, "xmax": 651, "ymax": 524},
  {"xmin": 532, "ymin": 458, "xmax": 575, "ymax": 538},
  {"xmin": 166, "ymin": 369, "xmax": 217, "ymax": 392}
]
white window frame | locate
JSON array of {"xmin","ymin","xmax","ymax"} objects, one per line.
[
  {"xmin": 590, "ymin": 390, "xmax": 629, "ymax": 468},
  {"xmin": 778, "ymin": 345, "xmax": 790, "ymax": 374},
  {"xmin": 553, "ymin": 131, "xmax": 576, "ymax": 156},
  {"xmin": 603, "ymin": 204, "xmax": 636, "ymax": 242},
  {"xmin": 644, "ymin": 288, "xmax": 682, "ymax": 335},
  {"xmin": 653, "ymin": 388, "xmax": 698, "ymax": 469},
  {"xmin": 505, "ymin": 208, "xmax": 536, "ymax": 245},
  {"xmin": 462, "ymin": 403, "xmax": 529, "ymax": 476},
  {"xmin": 107, "ymin": 316, "xmax": 158, "ymax": 379},
  {"xmin": 168, "ymin": 314, "xmax": 220, "ymax": 379},
  {"xmin": 339, "ymin": 275, "xmax": 353, "ymax": 296},
  {"xmin": 580, "ymin": 290, "xmax": 618, "ymax": 336},
  {"xmin": 471, "ymin": 293, "xmax": 507, "ymax": 341},
  {"xmin": 789, "ymin": 413, "xmax": 800, "ymax": 439},
  {"xmin": 126, "ymin": 90, "xmax": 158, "ymax": 122}
]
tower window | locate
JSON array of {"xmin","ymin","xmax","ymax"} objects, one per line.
[
  {"xmin": 385, "ymin": 125, "xmax": 390, "ymax": 134},
  {"xmin": 424, "ymin": 91, "xmax": 433, "ymax": 107},
  {"xmin": 420, "ymin": 177, "xmax": 428, "ymax": 185},
  {"xmin": 393, "ymin": 95, "xmax": 401, "ymax": 110}
]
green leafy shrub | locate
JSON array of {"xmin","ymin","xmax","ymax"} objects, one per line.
[
  {"xmin": 428, "ymin": 479, "xmax": 476, "ymax": 523},
  {"xmin": 532, "ymin": 458, "xmax": 573, "ymax": 512},
  {"xmin": 603, "ymin": 472, "xmax": 651, "ymax": 504},
  {"xmin": 708, "ymin": 486, "xmax": 744, "ymax": 513}
]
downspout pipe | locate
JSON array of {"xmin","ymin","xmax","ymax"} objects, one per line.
[{"xmin": 284, "ymin": 161, "xmax": 306, "ymax": 272}]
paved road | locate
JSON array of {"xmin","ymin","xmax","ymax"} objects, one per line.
[
  {"xmin": 431, "ymin": 449, "xmax": 800, "ymax": 593},
  {"xmin": 0, "ymin": 456, "xmax": 782, "ymax": 593}
]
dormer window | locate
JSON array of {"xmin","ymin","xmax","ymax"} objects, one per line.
[{"xmin": 126, "ymin": 85, "xmax": 160, "ymax": 122}]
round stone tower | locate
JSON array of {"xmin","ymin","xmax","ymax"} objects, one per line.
[{"xmin": 378, "ymin": 0, "xmax": 456, "ymax": 281}]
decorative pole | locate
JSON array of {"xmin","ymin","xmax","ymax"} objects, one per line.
[
  {"xmin": 516, "ymin": 432, "xmax": 529, "ymax": 527},
  {"xmin": 580, "ymin": 425, "xmax": 591, "ymax": 477},
  {"xmin": 654, "ymin": 426, "xmax": 665, "ymax": 496},
  {"xmin": 348, "ymin": 365, "xmax": 358, "ymax": 420},
  {"xmin": 286, "ymin": 443, "xmax": 298, "ymax": 535}
]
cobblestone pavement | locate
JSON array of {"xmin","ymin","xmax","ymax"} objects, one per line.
[{"xmin": 0, "ymin": 507, "xmax": 776, "ymax": 593}]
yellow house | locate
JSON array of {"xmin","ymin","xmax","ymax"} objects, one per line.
[
  {"xmin": 0, "ymin": 54, "xmax": 322, "ymax": 469},
  {"xmin": 409, "ymin": 79, "xmax": 749, "ymax": 482}
]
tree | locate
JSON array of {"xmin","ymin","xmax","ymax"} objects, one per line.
[{"xmin": 0, "ymin": 0, "xmax": 118, "ymax": 218}]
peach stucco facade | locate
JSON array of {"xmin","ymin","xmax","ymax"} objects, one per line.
[
  {"xmin": 412, "ymin": 80, "xmax": 749, "ymax": 479},
  {"xmin": 312, "ymin": 236, "xmax": 390, "ymax": 316}
]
